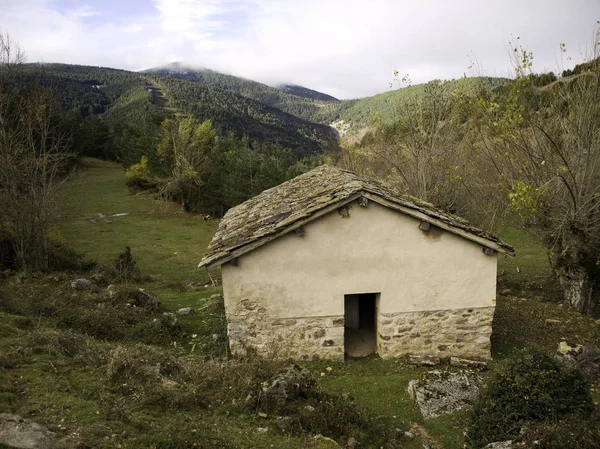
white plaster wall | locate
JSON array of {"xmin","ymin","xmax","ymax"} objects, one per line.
[{"xmin": 222, "ymin": 200, "xmax": 497, "ymax": 319}]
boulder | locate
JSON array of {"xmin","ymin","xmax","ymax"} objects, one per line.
[
  {"xmin": 556, "ymin": 342, "xmax": 600, "ymax": 382},
  {"xmin": 252, "ymin": 364, "xmax": 316, "ymax": 407},
  {"xmin": 484, "ymin": 441, "xmax": 514, "ymax": 449},
  {"xmin": 131, "ymin": 289, "xmax": 161, "ymax": 311},
  {"xmin": 70, "ymin": 278, "xmax": 92, "ymax": 291},
  {"xmin": 0, "ymin": 413, "xmax": 55, "ymax": 449},
  {"xmin": 177, "ymin": 307, "xmax": 193, "ymax": 315},
  {"xmin": 407, "ymin": 370, "xmax": 484, "ymax": 419},
  {"xmin": 312, "ymin": 434, "xmax": 341, "ymax": 448}
]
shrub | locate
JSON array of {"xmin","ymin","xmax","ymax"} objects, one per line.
[
  {"xmin": 47, "ymin": 239, "xmax": 95, "ymax": 272},
  {"xmin": 519, "ymin": 410, "xmax": 600, "ymax": 449},
  {"xmin": 466, "ymin": 349, "xmax": 595, "ymax": 448},
  {"xmin": 114, "ymin": 246, "xmax": 142, "ymax": 283},
  {"xmin": 125, "ymin": 155, "xmax": 153, "ymax": 189}
]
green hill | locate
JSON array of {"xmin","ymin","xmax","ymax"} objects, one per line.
[
  {"xmin": 143, "ymin": 63, "xmax": 339, "ymax": 122},
  {"xmin": 316, "ymin": 76, "xmax": 510, "ymax": 134},
  {"xmin": 19, "ymin": 63, "xmax": 340, "ymax": 160}
]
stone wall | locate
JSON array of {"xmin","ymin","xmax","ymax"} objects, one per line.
[
  {"xmin": 376, "ymin": 306, "xmax": 495, "ymax": 360},
  {"xmin": 226, "ymin": 298, "xmax": 345, "ymax": 361}
]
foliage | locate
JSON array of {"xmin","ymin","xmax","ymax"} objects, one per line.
[
  {"xmin": 114, "ymin": 246, "xmax": 143, "ymax": 283},
  {"xmin": 519, "ymin": 409, "xmax": 600, "ymax": 449},
  {"xmin": 125, "ymin": 155, "xmax": 152, "ymax": 188},
  {"xmin": 0, "ymin": 34, "xmax": 76, "ymax": 270},
  {"xmin": 465, "ymin": 349, "xmax": 594, "ymax": 448},
  {"xmin": 470, "ymin": 37, "xmax": 600, "ymax": 314},
  {"xmin": 155, "ymin": 76, "xmax": 339, "ymax": 157}
]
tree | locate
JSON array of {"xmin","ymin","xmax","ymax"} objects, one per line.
[
  {"xmin": 156, "ymin": 117, "xmax": 217, "ymax": 212},
  {"xmin": 337, "ymin": 77, "xmax": 471, "ymax": 216},
  {"xmin": 0, "ymin": 33, "xmax": 74, "ymax": 269},
  {"xmin": 472, "ymin": 36, "xmax": 600, "ymax": 314}
]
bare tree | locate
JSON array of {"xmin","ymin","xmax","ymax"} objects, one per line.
[
  {"xmin": 473, "ymin": 35, "xmax": 600, "ymax": 314},
  {"xmin": 0, "ymin": 32, "xmax": 73, "ymax": 269},
  {"xmin": 338, "ymin": 78, "xmax": 471, "ymax": 216}
]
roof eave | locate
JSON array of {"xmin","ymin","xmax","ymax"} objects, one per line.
[{"xmin": 198, "ymin": 190, "xmax": 514, "ymax": 268}]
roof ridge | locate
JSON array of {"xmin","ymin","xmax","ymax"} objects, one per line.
[{"xmin": 199, "ymin": 165, "xmax": 514, "ymax": 268}]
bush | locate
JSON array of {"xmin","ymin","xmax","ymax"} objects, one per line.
[
  {"xmin": 125, "ymin": 155, "xmax": 153, "ymax": 189},
  {"xmin": 466, "ymin": 349, "xmax": 595, "ymax": 448},
  {"xmin": 519, "ymin": 410, "xmax": 600, "ymax": 449},
  {"xmin": 47, "ymin": 239, "xmax": 95, "ymax": 272},
  {"xmin": 114, "ymin": 246, "xmax": 142, "ymax": 283}
]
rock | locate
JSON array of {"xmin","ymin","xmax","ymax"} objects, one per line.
[
  {"xmin": 407, "ymin": 370, "xmax": 484, "ymax": 419},
  {"xmin": 0, "ymin": 413, "xmax": 55, "ymax": 449},
  {"xmin": 275, "ymin": 416, "xmax": 296, "ymax": 431},
  {"xmin": 251, "ymin": 364, "xmax": 316, "ymax": 407},
  {"xmin": 556, "ymin": 342, "xmax": 600, "ymax": 381},
  {"xmin": 346, "ymin": 436, "xmax": 358, "ymax": 448},
  {"xmin": 131, "ymin": 289, "xmax": 161, "ymax": 311},
  {"xmin": 312, "ymin": 434, "xmax": 341, "ymax": 448},
  {"xmin": 450, "ymin": 357, "xmax": 488, "ymax": 370},
  {"xmin": 71, "ymin": 278, "xmax": 92, "ymax": 290},
  {"xmin": 499, "ymin": 288, "xmax": 511, "ymax": 295},
  {"xmin": 403, "ymin": 431, "xmax": 414, "ymax": 438},
  {"xmin": 407, "ymin": 354, "xmax": 441, "ymax": 366},
  {"xmin": 106, "ymin": 284, "xmax": 117, "ymax": 298},
  {"xmin": 255, "ymin": 427, "xmax": 268, "ymax": 433},
  {"xmin": 557, "ymin": 341, "xmax": 582, "ymax": 356},
  {"xmin": 210, "ymin": 294, "xmax": 223, "ymax": 301},
  {"xmin": 484, "ymin": 441, "xmax": 514, "ymax": 449},
  {"xmin": 304, "ymin": 405, "xmax": 315, "ymax": 413},
  {"xmin": 177, "ymin": 307, "xmax": 193, "ymax": 315},
  {"xmin": 212, "ymin": 334, "xmax": 219, "ymax": 341}
]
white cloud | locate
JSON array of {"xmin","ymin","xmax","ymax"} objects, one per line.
[{"xmin": 3, "ymin": 0, "xmax": 600, "ymax": 98}]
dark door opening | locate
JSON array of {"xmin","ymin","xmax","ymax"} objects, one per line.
[{"xmin": 344, "ymin": 293, "xmax": 378, "ymax": 358}]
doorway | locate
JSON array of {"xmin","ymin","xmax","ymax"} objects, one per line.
[{"xmin": 344, "ymin": 293, "xmax": 378, "ymax": 357}]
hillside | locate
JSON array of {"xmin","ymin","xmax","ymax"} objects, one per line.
[
  {"xmin": 277, "ymin": 83, "xmax": 339, "ymax": 102},
  {"xmin": 152, "ymin": 76, "xmax": 339, "ymax": 157},
  {"xmin": 19, "ymin": 63, "xmax": 339, "ymax": 160},
  {"xmin": 144, "ymin": 63, "xmax": 339, "ymax": 122},
  {"xmin": 2, "ymin": 158, "xmax": 598, "ymax": 449},
  {"xmin": 315, "ymin": 76, "xmax": 511, "ymax": 136}
]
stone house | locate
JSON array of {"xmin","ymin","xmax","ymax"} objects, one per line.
[{"xmin": 199, "ymin": 165, "xmax": 514, "ymax": 361}]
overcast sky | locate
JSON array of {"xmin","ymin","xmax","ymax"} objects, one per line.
[{"xmin": 3, "ymin": 0, "xmax": 600, "ymax": 98}]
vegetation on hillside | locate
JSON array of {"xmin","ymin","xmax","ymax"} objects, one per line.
[{"xmin": 144, "ymin": 63, "xmax": 339, "ymax": 121}]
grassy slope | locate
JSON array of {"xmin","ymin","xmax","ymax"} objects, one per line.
[{"xmin": 1, "ymin": 159, "xmax": 598, "ymax": 449}]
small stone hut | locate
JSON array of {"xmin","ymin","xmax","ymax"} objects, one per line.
[{"xmin": 199, "ymin": 165, "xmax": 514, "ymax": 361}]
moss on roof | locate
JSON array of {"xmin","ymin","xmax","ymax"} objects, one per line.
[{"xmin": 199, "ymin": 165, "xmax": 514, "ymax": 268}]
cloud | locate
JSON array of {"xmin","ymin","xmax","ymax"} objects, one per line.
[{"xmin": 3, "ymin": 0, "xmax": 600, "ymax": 98}]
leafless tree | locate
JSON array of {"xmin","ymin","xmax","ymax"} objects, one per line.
[
  {"xmin": 473, "ymin": 34, "xmax": 600, "ymax": 314},
  {"xmin": 0, "ymin": 32, "xmax": 73, "ymax": 269}
]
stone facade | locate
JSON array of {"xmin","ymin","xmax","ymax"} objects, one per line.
[
  {"xmin": 226, "ymin": 299, "xmax": 494, "ymax": 360},
  {"xmin": 227, "ymin": 299, "xmax": 345, "ymax": 361},
  {"xmin": 376, "ymin": 307, "xmax": 494, "ymax": 359}
]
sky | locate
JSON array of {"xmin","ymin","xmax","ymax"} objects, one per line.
[{"xmin": 2, "ymin": 0, "xmax": 600, "ymax": 99}]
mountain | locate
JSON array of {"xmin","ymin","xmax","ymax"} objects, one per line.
[
  {"xmin": 277, "ymin": 84, "xmax": 339, "ymax": 102},
  {"xmin": 20, "ymin": 63, "xmax": 340, "ymax": 160},
  {"xmin": 143, "ymin": 63, "xmax": 338, "ymax": 122}
]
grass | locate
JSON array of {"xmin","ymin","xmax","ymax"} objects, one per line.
[
  {"xmin": 1, "ymin": 157, "xmax": 598, "ymax": 449},
  {"xmin": 56, "ymin": 157, "xmax": 219, "ymax": 285}
]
